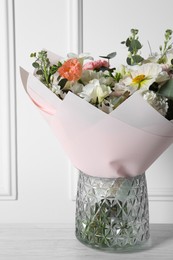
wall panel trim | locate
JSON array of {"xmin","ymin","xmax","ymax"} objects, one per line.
[
  {"xmin": 68, "ymin": 0, "xmax": 83, "ymax": 54},
  {"xmin": 0, "ymin": 0, "xmax": 17, "ymax": 200}
]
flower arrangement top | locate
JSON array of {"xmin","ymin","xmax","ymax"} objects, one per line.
[{"xmin": 30, "ymin": 29, "xmax": 173, "ymax": 121}]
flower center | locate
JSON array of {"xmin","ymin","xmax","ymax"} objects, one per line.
[{"xmin": 132, "ymin": 74, "xmax": 145, "ymax": 84}]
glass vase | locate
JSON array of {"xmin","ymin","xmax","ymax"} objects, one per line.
[{"xmin": 75, "ymin": 171, "xmax": 150, "ymax": 251}]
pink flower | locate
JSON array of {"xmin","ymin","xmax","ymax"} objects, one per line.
[
  {"xmin": 58, "ymin": 58, "xmax": 82, "ymax": 81},
  {"xmin": 83, "ymin": 60, "xmax": 109, "ymax": 71}
]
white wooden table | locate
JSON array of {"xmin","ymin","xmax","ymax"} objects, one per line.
[{"xmin": 0, "ymin": 224, "xmax": 172, "ymax": 260}]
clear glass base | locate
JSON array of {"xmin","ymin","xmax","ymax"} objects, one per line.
[
  {"xmin": 75, "ymin": 172, "xmax": 150, "ymax": 251},
  {"xmin": 76, "ymin": 234, "xmax": 151, "ymax": 253}
]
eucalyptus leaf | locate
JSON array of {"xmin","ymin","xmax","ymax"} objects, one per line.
[
  {"xmin": 130, "ymin": 39, "xmax": 142, "ymax": 50},
  {"xmin": 126, "ymin": 57, "xmax": 132, "ymax": 65},
  {"xmin": 36, "ymin": 70, "xmax": 43, "ymax": 75},
  {"xmin": 99, "ymin": 55, "xmax": 109, "ymax": 59},
  {"xmin": 158, "ymin": 79, "xmax": 173, "ymax": 100},
  {"xmin": 32, "ymin": 62, "xmax": 39, "ymax": 68},
  {"xmin": 100, "ymin": 52, "xmax": 116, "ymax": 60},
  {"xmin": 107, "ymin": 52, "xmax": 117, "ymax": 59},
  {"xmin": 132, "ymin": 54, "xmax": 144, "ymax": 63},
  {"xmin": 126, "ymin": 38, "xmax": 131, "ymax": 47}
]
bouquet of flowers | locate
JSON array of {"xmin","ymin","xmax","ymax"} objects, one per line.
[{"xmin": 20, "ymin": 29, "xmax": 173, "ymax": 178}]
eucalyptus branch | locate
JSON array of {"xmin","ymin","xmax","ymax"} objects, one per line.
[
  {"xmin": 30, "ymin": 50, "xmax": 58, "ymax": 88},
  {"xmin": 121, "ymin": 29, "xmax": 144, "ymax": 65},
  {"xmin": 158, "ymin": 29, "xmax": 173, "ymax": 63}
]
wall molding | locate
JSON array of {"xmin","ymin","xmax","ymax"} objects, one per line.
[
  {"xmin": 149, "ymin": 188, "xmax": 173, "ymax": 201},
  {"xmin": 68, "ymin": 0, "xmax": 83, "ymax": 54},
  {"xmin": 0, "ymin": 0, "xmax": 17, "ymax": 200}
]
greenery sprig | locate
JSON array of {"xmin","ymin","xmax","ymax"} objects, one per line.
[
  {"xmin": 121, "ymin": 29, "xmax": 144, "ymax": 65},
  {"xmin": 30, "ymin": 50, "xmax": 59, "ymax": 88},
  {"xmin": 158, "ymin": 29, "xmax": 173, "ymax": 102},
  {"xmin": 158, "ymin": 29, "xmax": 173, "ymax": 64}
]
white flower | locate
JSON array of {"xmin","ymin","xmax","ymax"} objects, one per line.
[
  {"xmin": 142, "ymin": 90, "xmax": 168, "ymax": 116},
  {"xmin": 124, "ymin": 63, "xmax": 162, "ymax": 91},
  {"xmin": 156, "ymin": 71, "xmax": 170, "ymax": 84},
  {"xmin": 114, "ymin": 81, "xmax": 135, "ymax": 95},
  {"xmin": 144, "ymin": 52, "xmax": 161, "ymax": 63},
  {"xmin": 80, "ymin": 70, "xmax": 102, "ymax": 85},
  {"xmin": 99, "ymin": 75, "xmax": 114, "ymax": 86},
  {"xmin": 51, "ymin": 84, "xmax": 66, "ymax": 99},
  {"xmin": 67, "ymin": 52, "xmax": 93, "ymax": 60},
  {"xmin": 79, "ymin": 79, "xmax": 111, "ymax": 104},
  {"xmin": 70, "ymin": 82, "xmax": 83, "ymax": 94},
  {"xmin": 67, "ymin": 52, "xmax": 94, "ymax": 65}
]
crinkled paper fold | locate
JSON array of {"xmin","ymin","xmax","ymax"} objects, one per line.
[{"xmin": 20, "ymin": 51, "xmax": 173, "ymax": 178}]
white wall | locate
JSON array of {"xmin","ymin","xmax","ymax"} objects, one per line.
[
  {"xmin": 0, "ymin": 0, "xmax": 76, "ymax": 223},
  {"xmin": 0, "ymin": 0, "xmax": 173, "ymax": 223}
]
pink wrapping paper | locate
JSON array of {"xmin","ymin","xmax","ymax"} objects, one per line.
[{"xmin": 20, "ymin": 52, "xmax": 173, "ymax": 178}]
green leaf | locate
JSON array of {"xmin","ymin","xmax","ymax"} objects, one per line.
[
  {"xmin": 32, "ymin": 62, "xmax": 39, "ymax": 68},
  {"xmin": 50, "ymin": 65, "xmax": 58, "ymax": 75},
  {"xmin": 99, "ymin": 55, "xmax": 109, "ymax": 59},
  {"xmin": 115, "ymin": 72, "xmax": 122, "ymax": 82},
  {"xmin": 99, "ymin": 52, "xmax": 116, "ymax": 60},
  {"xmin": 158, "ymin": 79, "xmax": 173, "ymax": 100},
  {"xmin": 126, "ymin": 57, "xmax": 132, "ymax": 65},
  {"xmin": 57, "ymin": 61, "xmax": 63, "ymax": 68},
  {"xmin": 107, "ymin": 52, "xmax": 117, "ymax": 59},
  {"xmin": 30, "ymin": 52, "xmax": 36, "ymax": 58},
  {"xmin": 126, "ymin": 38, "xmax": 131, "ymax": 47},
  {"xmin": 59, "ymin": 78, "xmax": 68, "ymax": 88},
  {"xmin": 171, "ymin": 59, "xmax": 173, "ymax": 65},
  {"xmin": 36, "ymin": 70, "xmax": 43, "ymax": 75},
  {"xmin": 130, "ymin": 39, "xmax": 142, "ymax": 50},
  {"xmin": 132, "ymin": 54, "xmax": 144, "ymax": 63}
]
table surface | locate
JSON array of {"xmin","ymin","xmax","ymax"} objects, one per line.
[{"xmin": 0, "ymin": 224, "xmax": 172, "ymax": 260}]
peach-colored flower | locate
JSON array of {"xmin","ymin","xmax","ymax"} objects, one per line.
[
  {"xmin": 58, "ymin": 58, "xmax": 82, "ymax": 81},
  {"xmin": 83, "ymin": 60, "xmax": 109, "ymax": 71}
]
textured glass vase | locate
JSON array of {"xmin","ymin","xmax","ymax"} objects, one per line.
[{"xmin": 75, "ymin": 171, "xmax": 150, "ymax": 251}]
